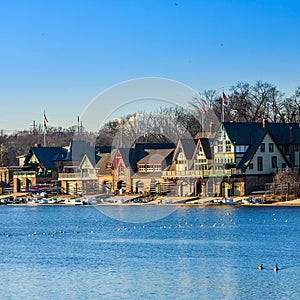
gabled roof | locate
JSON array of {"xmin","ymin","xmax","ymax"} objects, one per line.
[
  {"xmin": 111, "ymin": 148, "xmax": 137, "ymax": 169},
  {"xmin": 65, "ymin": 140, "xmax": 100, "ymax": 166},
  {"xmin": 222, "ymin": 122, "xmax": 265, "ymax": 145},
  {"xmin": 197, "ymin": 138, "xmax": 212, "ymax": 160},
  {"xmin": 181, "ymin": 139, "xmax": 198, "ymax": 159},
  {"xmin": 112, "ymin": 143, "xmax": 176, "ymax": 170},
  {"xmin": 137, "ymin": 149, "xmax": 174, "ymax": 171},
  {"xmin": 237, "ymin": 130, "xmax": 267, "ymax": 172},
  {"xmin": 236, "ymin": 130, "xmax": 289, "ymax": 172},
  {"xmin": 79, "ymin": 154, "xmax": 95, "ymax": 170},
  {"xmin": 118, "ymin": 148, "xmax": 134, "ymax": 168},
  {"xmin": 65, "ymin": 140, "xmax": 92, "ymax": 161},
  {"xmin": 217, "ymin": 122, "xmax": 297, "ymax": 172},
  {"xmin": 96, "ymin": 153, "xmax": 112, "ymax": 175},
  {"xmin": 25, "ymin": 147, "xmax": 67, "ymax": 170},
  {"xmin": 137, "ymin": 149, "xmax": 174, "ymax": 164},
  {"xmin": 173, "ymin": 139, "xmax": 197, "ymax": 161}
]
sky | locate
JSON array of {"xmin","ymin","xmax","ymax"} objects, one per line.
[{"xmin": 1, "ymin": 0, "xmax": 300, "ymax": 132}]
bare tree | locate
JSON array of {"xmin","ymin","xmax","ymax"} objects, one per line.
[
  {"xmin": 282, "ymin": 87, "xmax": 300, "ymax": 122},
  {"xmin": 271, "ymin": 167, "xmax": 300, "ymax": 198},
  {"xmin": 226, "ymin": 81, "xmax": 285, "ymax": 122}
]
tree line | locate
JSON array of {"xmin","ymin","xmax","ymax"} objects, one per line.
[
  {"xmin": 192, "ymin": 81, "xmax": 300, "ymax": 123},
  {"xmin": 1, "ymin": 81, "xmax": 300, "ymax": 166}
]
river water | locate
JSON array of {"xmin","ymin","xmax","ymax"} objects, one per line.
[{"xmin": 0, "ymin": 205, "xmax": 300, "ymax": 299}]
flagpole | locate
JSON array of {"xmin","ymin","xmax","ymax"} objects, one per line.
[
  {"xmin": 201, "ymin": 98, "xmax": 208, "ymax": 137},
  {"xmin": 221, "ymin": 100, "xmax": 224, "ymax": 123},
  {"xmin": 43, "ymin": 110, "xmax": 48, "ymax": 147},
  {"xmin": 221, "ymin": 89, "xmax": 224, "ymax": 123},
  {"xmin": 43, "ymin": 128, "xmax": 46, "ymax": 147}
]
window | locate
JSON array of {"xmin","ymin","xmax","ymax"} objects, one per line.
[
  {"xmin": 248, "ymin": 163, "xmax": 254, "ymax": 170},
  {"xmin": 118, "ymin": 165, "xmax": 124, "ymax": 176},
  {"xmin": 236, "ymin": 145, "xmax": 249, "ymax": 153},
  {"xmin": 257, "ymin": 156, "xmax": 263, "ymax": 171},
  {"xmin": 269, "ymin": 143, "xmax": 274, "ymax": 152},
  {"xmin": 139, "ymin": 164, "xmax": 146, "ymax": 172},
  {"xmin": 271, "ymin": 156, "xmax": 277, "ymax": 168},
  {"xmin": 154, "ymin": 164, "xmax": 161, "ymax": 172},
  {"xmin": 260, "ymin": 143, "xmax": 265, "ymax": 152},
  {"xmin": 106, "ymin": 162, "xmax": 112, "ymax": 169},
  {"xmin": 226, "ymin": 141, "xmax": 231, "ymax": 152},
  {"xmin": 218, "ymin": 140, "xmax": 223, "ymax": 152}
]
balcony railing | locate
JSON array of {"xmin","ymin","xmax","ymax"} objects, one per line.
[
  {"xmin": 163, "ymin": 170, "xmax": 204, "ymax": 178},
  {"xmin": 163, "ymin": 168, "xmax": 241, "ymax": 178},
  {"xmin": 13, "ymin": 171, "xmax": 52, "ymax": 178},
  {"xmin": 58, "ymin": 172, "xmax": 98, "ymax": 180}
]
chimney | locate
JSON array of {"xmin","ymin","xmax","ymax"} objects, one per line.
[{"xmin": 262, "ymin": 118, "xmax": 268, "ymax": 129}]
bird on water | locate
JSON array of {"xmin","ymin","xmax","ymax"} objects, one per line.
[
  {"xmin": 274, "ymin": 263, "xmax": 279, "ymax": 272},
  {"xmin": 258, "ymin": 264, "xmax": 264, "ymax": 270}
]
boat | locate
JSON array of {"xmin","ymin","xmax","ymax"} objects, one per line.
[{"xmin": 65, "ymin": 198, "xmax": 82, "ymax": 205}]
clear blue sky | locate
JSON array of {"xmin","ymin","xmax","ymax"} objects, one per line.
[{"xmin": 1, "ymin": 0, "xmax": 300, "ymax": 132}]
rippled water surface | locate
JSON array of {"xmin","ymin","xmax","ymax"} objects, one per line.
[{"xmin": 0, "ymin": 205, "xmax": 300, "ymax": 299}]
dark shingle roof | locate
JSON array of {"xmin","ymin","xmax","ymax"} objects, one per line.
[
  {"xmin": 65, "ymin": 140, "xmax": 101, "ymax": 166},
  {"xmin": 223, "ymin": 122, "xmax": 265, "ymax": 145},
  {"xmin": 28, "ymin": 147, "xmax": 67, "ymax": 170},
  {"xmin": 180, "ymin": 139, "xmax": 198, "ymax": 160},
  {"xmin": 134, "ymin": 143, "xmax": 176, "ymax": 150},
  {"xmin": 117, "ymin": 148, "xmax": 133, "ymax": 168},
  {"xmin": 223, "ymin": 122, "xmax": 300, "ymax": 145},
  {"xmin": 65, "ymin": 141, "xmax": 93, "ymax": 161},
  {"xmin": 236, "ymin": 131, "xmax": 267, "ymax": 172},
  {"xmin": 113, "ymin": 143, "xmax": 176, "ymax": 170},
  {"xmin": 137, "ymin": 149, "xmax": 174, "ymax": 164},
  {"xmin": 267, "ymin": 123, "xmax": 300, "ymax": 144},
  {"xmin": 96, "ymin": 153, "xmax": 112, "ymax": 175},
  {"xmin": 199, "ymin": 138, "xmax": 212, "ymax": 159},
  {"xmin": 95, "ymin": 146, "xmax": 112, "ymax": 154}
]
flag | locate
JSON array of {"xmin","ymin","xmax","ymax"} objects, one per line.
[
  {"xmin": 222, "ymin": 92, "xmax": 228, "ymax": 106},
  {"xmin": 44, "ymin": 112, "xmax": 48, "ymax": 129},
  {"xmin": 202, "ymin": 99, "xmax": 208, "ymax": 114}
]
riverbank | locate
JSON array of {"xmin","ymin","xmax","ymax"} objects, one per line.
[{"xmin": 1, "ymin": 192, "xmax": 300, "ymax": 207}]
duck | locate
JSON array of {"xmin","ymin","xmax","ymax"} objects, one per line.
[
  {"xmin": 258, "ymin": 264, "xmax": 264, "ymax": 270},
  {"xmin": 273, "ymin": 263, "xmax": 279, "ymax": 272}
]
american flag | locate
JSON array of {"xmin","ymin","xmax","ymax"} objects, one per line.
[
  {"xmin": 222, "ymin": 92, "xmax": 228, "ymax": 106},
  {"xmin": 44, "ymin": 112, "xmax": 48, "ymax": 128}
]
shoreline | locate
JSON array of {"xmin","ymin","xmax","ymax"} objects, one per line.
[
  {"xmin": 1, "ymin": 192, "xmax": 300, "ymax": 207},
  {"xmin": 2, "ymin": 197, "xmax": 300, "ymax": 207}
]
